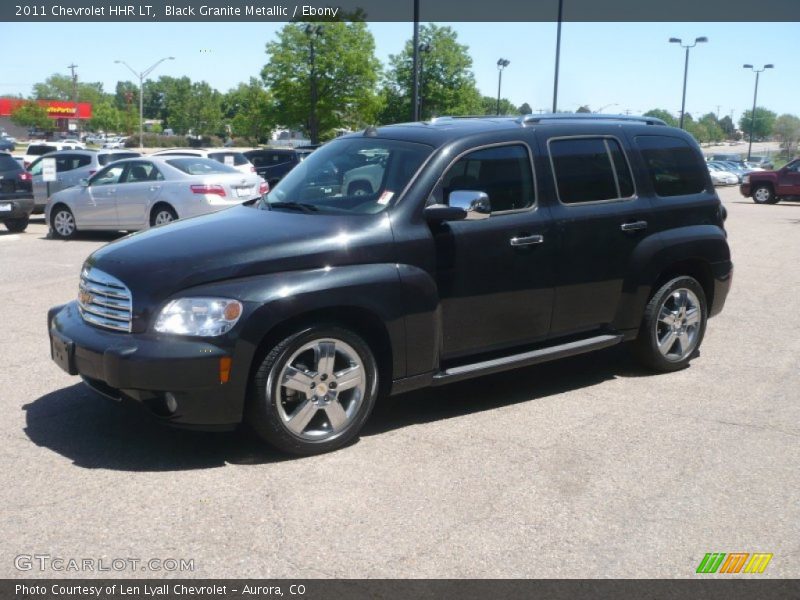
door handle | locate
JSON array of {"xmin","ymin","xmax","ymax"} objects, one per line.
[
  {"xmin": 510, "ymin": 234, "xmax": 544, "ymax": 247},
  {"xmin": 620, "ymin": 220, "xmax": 647, "ymax": 232}
]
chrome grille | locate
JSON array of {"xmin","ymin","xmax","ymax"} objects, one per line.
[{"xmin": 78, "ymin": 267, "xmax": 133, "ymax": 332}]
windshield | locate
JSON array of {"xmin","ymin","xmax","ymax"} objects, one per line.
[{"xmin": 263, "ymin": 138, "xmax": 432, "ymax": 215}]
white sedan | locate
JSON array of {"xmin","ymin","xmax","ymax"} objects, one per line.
[
  {"xmin": 45, "ymin": 156, "xmax": 267, "ymax": 239},
  {"xmin": 707, "ymin": 164, "xmax": 738, "ymax": 186}
]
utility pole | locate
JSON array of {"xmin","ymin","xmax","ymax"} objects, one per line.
[
  {"xmin": 411, "ymin": 0, "xmax": 420, "ymax": 121},
  {"xmin": 68, "ymin": 63, "xmax": 78, "ymax": 136}
]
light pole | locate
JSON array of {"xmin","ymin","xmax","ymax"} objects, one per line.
[
  {"xmin": 743, "ymin": 63, "xmax": 774, "ymax": 161},
  {"xmin": 669, "ymin": 36, "xmax": 707, "ymax": 129},
  {"xmin": 305, "ymin": 24, "xmax": 323, "ymax": 144},
  {"xmin": 417, "ymin": 42, "xmax": 431, "ymax": 120},
  {"xmin": 552, "ymin": 0, "xmax": 563, "ymax": 112},
  {"xmin": 496, "ymin": 59, "xmax": 510, "ymax": 116},
  {"xmin": 411, "ymin": 0, "xmax": 420, "ymax": 121},
  {"xmin": 114, "ymin": 56, "xmax": 174, "ymax": 149}
]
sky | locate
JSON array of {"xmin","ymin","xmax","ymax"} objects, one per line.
[{"xmin": 1, "ymin": 21, "xmax": 798, "ymax": 124}]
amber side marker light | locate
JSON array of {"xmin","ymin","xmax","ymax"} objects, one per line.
[
  {"xmin": 219, "ymin": 357, "xmax": 232, "ymax": 384},
  {"xmin": 223, "ymin": 302, "xmax": 242, "ymax": 321}
]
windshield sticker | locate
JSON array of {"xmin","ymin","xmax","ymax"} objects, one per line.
[{"xmin": 378, "ymin": 191, "xmax": 394, "ymax": 205}]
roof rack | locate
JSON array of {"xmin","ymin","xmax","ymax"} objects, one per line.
[
  {"xmin": 517, "ymin": 113, "xmax": 667, "ymax": 126},
  {"xmin": 427, "ymin": 115, "xmax": 517, "ymax": 123}
]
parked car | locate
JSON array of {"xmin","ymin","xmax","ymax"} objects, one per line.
[
  {"xmin": 740, "ymin": 158, "xmax": 800, "ymax": 204},
  {"xmin": 102, "ymin": 137, "xmax": 128, "ymax": 149},
  {"xmin": 150, "ymin": 148, "xmax": 256, "ymax": 176},
  {"xmin": 47, "ymin": 114, "xmax": 732, "ymax": 455},
  {"xmin": 45, "ymin": 156, "xmax": 267, "ymax": 239},
  {"xmin": 706, "ymin": 163, "xmax": 739, "ymax": 186},
  {"xmin": 27, "ymin": 149, "xmax": 142, "ymax": 213},
  {"xmin": 22, "ymin": 142, "xmax": 84, "ymax": 169},
  {"xmin": 745, "ymin": 155, "xmax": 774, "ymax": 170},
  {"xmin": 0, "ymin": 137, "xmax": 15, "ymax": 152},
  {"xmin": 0, "ymin": 152, "xmax": 34, "ymax": 232},
  {"xmin": 712, "ymin": 161, "xmax": 750, "ymax": 182},
  {"xmin": 243, "ymin": 148, "xmax": 310, "ymax": 187}
]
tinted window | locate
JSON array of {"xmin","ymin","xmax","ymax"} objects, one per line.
[
  {"xmin": 28, "ymin": 145, "xmax": 57, "ymax": 156},
  {"xmin": 436, "ymin": 144, "xmax": 535, "ymax": 212},
  {"xmin": 166, "ymin": 157, "xmax": 238, "ymax": 175},
  {"xmin": 98, "ymin": 152, "xmax": 140, "ymax": 166},
  {"xmin": 0, "ymin": 154, "xmax": 19, "ymax": 171},
  {"xmin": 55, "ymin": 154, "xmax": 92, "ymax": 172},
  {"xmin": 549, "ymin": 137, "xmax": 634, "ymax": 203},
  {"xmin": 636, "ymin": 135, "xmax": 707, "ymax": 197},
  {"xmin": 208, "ymin": 152, "xmax": 249, "ymax": 166}
]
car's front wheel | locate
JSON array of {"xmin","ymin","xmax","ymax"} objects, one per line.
[
  {"xmin": 247, "ymin": 326, "xmax": 379, "ymax": 455},
  {"xmin": 633, "ymin": 276, "xmax": 708, "ymax": 372},
  {"xmin": 752, "ymin": 184, "xmax": 779, "ymax": 204},
  {"xmin": 51, "ymin": 205, "xmax": 77, "ymax": 239}
]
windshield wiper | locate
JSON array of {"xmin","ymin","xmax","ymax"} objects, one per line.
[{"xmin": 267, "ymin": 201, "xmax": 319, "ymax": 213}]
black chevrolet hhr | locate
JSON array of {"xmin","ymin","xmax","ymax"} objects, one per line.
[{"xmin": 49, "ymin": 114, "xmax": 732, "ymax": 455}]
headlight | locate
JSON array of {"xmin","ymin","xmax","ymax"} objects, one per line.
[
  {"xmin": 154, "ymin": 297, "xmax": 243, "ymax": 336},
  {"xmin": 742, "ymin": 175, "xmax": 749, "ymax": 184}
]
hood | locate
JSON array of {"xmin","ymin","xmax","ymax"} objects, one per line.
[{"xmin": 85, "ymin": 204, "xmax": 396, "ymax": 310}]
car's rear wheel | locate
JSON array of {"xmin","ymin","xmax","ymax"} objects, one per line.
[
  {"xmin": 752, "ymin": 184, "xmax": 779, "ymax": 204},
  {"xmin": 150, "ymin": 205, "xmax": 177, "ymax": 226},
  {"xmin": 247, "ymin": 326, "xmax": 378, "ymax": 455},
  {"xmin": 51, "ymin": 206, "xmax": 77, "ymax": 239},
  {"xmin": 4, "ymin": 216, "xmax": 29, "ymax": 233},
  {"xmin": 633, "ymin": 276, "xmax": 707, "ymax": 372}
]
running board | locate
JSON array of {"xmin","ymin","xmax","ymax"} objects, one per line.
[{"xmin": 431, "ymin": 334, "xmax": 623, "ymax": 386}]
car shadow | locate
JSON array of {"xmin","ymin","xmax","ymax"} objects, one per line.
[
  {"xmin": 24, "ymin": 346, "xmax": 655, "ymax": 471},
  {"xmin": 730, "ymin": 200, "xmax": 800, "ymax": 207},
  {"xmin": 39, "ymin": 231, "xmax": 128, "ymax": 242}
]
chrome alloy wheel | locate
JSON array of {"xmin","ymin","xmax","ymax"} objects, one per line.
[
  {"xmin": 273, "ymin": 338, "xmax": 366, "ymax": 440},
  {"xmin": 53, "ymin": 209, "xmax": 76, "ymax": 237},
  {"xmin": 655, "ymin": 288, "xmax": 702, "ymax": 362},
  {"xmin": 153, "ymin": 210, "xmax": 175, "ymax": 226},
  {"xmin": 753, "ymin": 187, "xmax": 771, "ymax": 203}
]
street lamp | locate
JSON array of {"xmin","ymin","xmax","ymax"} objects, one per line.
[
  {"xmin": 669, "ymin": 36, "xmax": 707, "ymax": 129},
  {"xmin": 552, "ymin": 0, "xmax": 564, "ymax": 112},
  {"xmin": 417, "ymin": 42, "xmax": 431, "ymax": 120},
  {"xmin": 742, "ymin": 63, "xmax": 774, "ymax": 161},
  {"xmin": 114, "ymin": 56, "xmax": 175, "ymax": 149},
  {"xmin": 305, "ymin": 24, "xmax": 323, "ymax": 144},
  {"xmin": 496, "ymin": 59, "xmax": 510, "ymax": 116}
]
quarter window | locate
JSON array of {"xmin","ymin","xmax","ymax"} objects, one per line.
[
  {"xmin": 635, "ymin": 135, "xmax": 707, "ymax": 197},
  {"xmin": 549, "ymin": 137, "xmax": 634, "ymax": 204},
  {"xmin": 436, "ymin": 144, "xmax": 535, "ymax": 212}
]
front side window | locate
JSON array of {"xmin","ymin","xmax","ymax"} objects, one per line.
[
  {"xmin": 123, "ymin": 161, "xmax": 163, "ymax": 183},
  {"xmin": 433, "ymin": 144, "xmax": 535, "ymax": 212},
  {"xmin": 549, "ymin": 137, "xmax": 634, "ymax": 204},
  {"xmin": 264, "ymin": 138, "xmax": 432, "ymax": 215},
  {"xmin": 91, "ymin": 164, "xmax": 126, "ymax": 186},
  {"xmin": 636, "ymin": 135, "xmax": 707, "ymax": 197}
]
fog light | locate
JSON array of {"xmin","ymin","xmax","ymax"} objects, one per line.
[{"xmin": 164, "ymin": 392, "xmax": 178, "ymax": 413}]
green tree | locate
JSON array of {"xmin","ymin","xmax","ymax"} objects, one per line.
[
  {"xmin": 643, "ymin": 108, "xmax": 678, "ymax": 127},
  {"xmin": 480, "ymin": 96, "xmax": 516, "ymax": 116},
  {"xmin": 576, "ymin": 105, "xmax": 592, "ymax": 113},
  {"xmin": 699, "ymin": 112, "xmax": 724, "ymax": 144},
  {"xmin": 262, "ymin": 21, "xmax": 381, "ymax": 143},
  {"xmin": 32, "ymin": 73, "xmax": 107, "ymax": 106},
  {"xmin": 773, "ymin": 113, "xmax": 800, "ymax": 157},
  {"xmin": 10, "ymin": 101, "xmax": 54, "ymax": 133},
  {"xmin": 88, "ymin": 100, "xmax": 123, "ymax": 133},
  {"xmin": 379, "ymin": 23, "xmax": 483, "ymax": 124},
  {"xmin": 739, "ymin": 107, "xmax": 777, "ymax": 140},
  {"xmin": 223, "ymin": 78, "xmax": 275, "ymax": 143},
  {"xmin": 518, "ymin": 102, "xmax": 532, "ymax": 115},
  {"xmin": 718, "ymin": 115, "xmax": 736, "ymax": 138},
  {"xmin": 186, "ymin": 81, "xmax": 224, "ymax": 136}
]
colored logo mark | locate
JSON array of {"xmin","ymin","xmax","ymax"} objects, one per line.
[{"xmin": 696, "ymin": 552, "xmax": 773, "ymax": 574}]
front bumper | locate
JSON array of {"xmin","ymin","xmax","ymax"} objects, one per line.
[
  {"xmin": 48, "ymin": 302, "xmax": 247, "ymax": 429},
  {"xmin": 0, "ymin": 194, "xmax": 34, "ymax": 219},
  {"xmin": 739, "ymin": 183, "xmax": 751, "ymax": 197}
]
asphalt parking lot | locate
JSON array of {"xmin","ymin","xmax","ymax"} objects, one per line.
[{"xmin": 1, "ymin": 185, "xmax": 798, "ymax": 579}]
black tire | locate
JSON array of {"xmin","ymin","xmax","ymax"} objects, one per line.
[
  {"xmin": 752, "ymin": 184, "xmax": 779, "ymax": 205},
  {"xmin": 633, "ymin": 276, "xmax": 708, "ymax": 372},
  {"xmin": 4, "ymin": 215, "xmax": 29, "ymax": 233},
  {"xmin": 50, "ymin": 205, "xmax": 77, "ymax": 240},
  {"xmin": 247, "ymin": 325, "xmax": 379, "ymax": 456},
  {"xmin": 150, "ymin": 205, "xmax": 178, "ymax": 227}
]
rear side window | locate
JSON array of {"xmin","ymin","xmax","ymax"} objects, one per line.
[
  {"xmin": 548, "ymin": 137, "xmax": 634, "ymax": 204},
  {"xmin": 55, "ymin": 155, "xmax": 92, "ymax": 172},
  {"xmin": 208, "ymin": 152, "xmax": 249, "ymax": 166},
  {"xmin": 636, "ymin": 135, "xmax": 707, "ymax": 197},
  {"xmin": 0, "ymin": 154, "xmax": 18, "ymax": 170}
]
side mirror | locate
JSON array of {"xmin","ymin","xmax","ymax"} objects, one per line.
[
  {"xmin": 449, "ymin": 190, "xmax": 491, "ymax": 220},
  {"xmin": 79, "ymin": 178, "xmax": 89, "ymax": 187},
  {"xmin": 424, "ymin": 203, "xmax": 467, "ymax": 222}
]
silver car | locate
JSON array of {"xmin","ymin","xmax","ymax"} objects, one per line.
[
  {"xmin": 45, "ymin": 156, "xmax": 267, "ymax": 239},
  {"xmin": 28, "ymin": 149, "xmax": 141, "ymax": 212}
]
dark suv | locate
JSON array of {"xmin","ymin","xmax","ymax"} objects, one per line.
[
  {"xmin": 48, "ymin": 115, "xmax": 732, "ymax": 455},
  {"xmin": 244, "ymin": 148, "xmax": 311, "ymax": 187},
  {"xmin": 0, "ymin": 152, "xmax": 34, "ymax": 232}
]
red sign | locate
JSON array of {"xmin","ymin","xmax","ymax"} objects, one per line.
[{"xmin": 0, "ymin": 98, "xmax": 93, "ymax": 120}]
